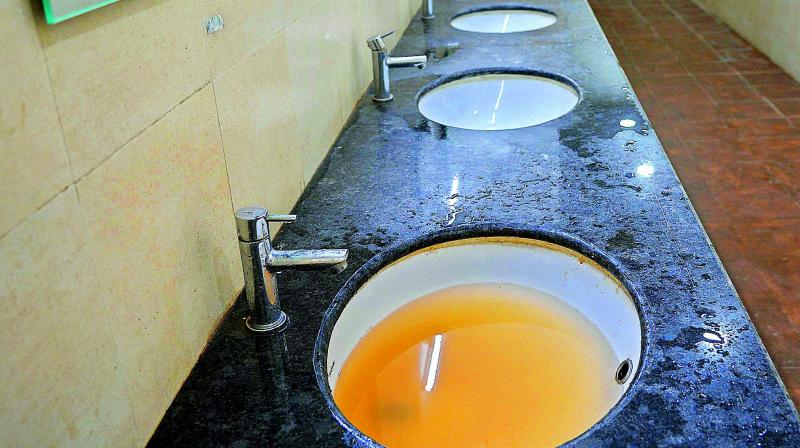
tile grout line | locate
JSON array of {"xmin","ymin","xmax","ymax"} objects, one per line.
[
  {"xmin": 0, "ymin": 184, "xmax": 72, "ymax": 241},
  {"xmin": 75, "ymin": 81, "xmax": 213, "ymax": 185},
  {"xmin": 209, "ymin": 80, "xmax": 238, "ymax": 233},
  {"xmin": 201, "ymin": 6, "xmax": 237, "ymax": 223},
  {"xmin": 0, "ymin": 80, "xmax": 211, "ymax": 243},
  {"xmin": 35, "ymin": 18, "xmax": 78, "ymax": 198}
]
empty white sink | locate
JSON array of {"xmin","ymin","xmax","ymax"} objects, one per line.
[
  {"xmin": 451, "ymin": 8, "xmax": 557, "ymax": 33},
  {"xmin": 418, "ymin": 73, "xmax": 579, "ymax": 130}
]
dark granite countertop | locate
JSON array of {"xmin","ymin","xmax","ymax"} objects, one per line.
[{"xmin": 149, "ymin": 0, "xmax": 800, "ymax": 446}]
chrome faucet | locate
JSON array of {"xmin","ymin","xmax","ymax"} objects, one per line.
[
  {"xmin": 367, "ymin": 31, "xmax": 428, "ymax": 102},
  {"xmin": 422, "ymin": 0, "xmax": 434, "ymax": 20},
  {"xmin": 235, "ymin": 206, "xmax": 349, "ymax": 332}
]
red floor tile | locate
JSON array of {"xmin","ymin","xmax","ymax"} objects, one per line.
[
  {"xmin": 697, "ymin": 73, "xmax": 763, "ymax": 103},
  {"xmin": 773, "ymin": 100, "xmax": 800, "ymax": 118},
  {"xmin": 779, "ymin": 368, "xmax": 800, "ymax": 401}
]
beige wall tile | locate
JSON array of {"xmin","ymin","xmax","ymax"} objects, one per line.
[
  {"xmin": 214, "ymin": 31, "xmax": 305, "ymax": 215},
  {"xmin": 1, "ymin": 0, "xmax": 418, "ymax": 444},
  {"xmin": 407, "ymin": 0, "xmax": 420, "ymax": 19},
  {"xmin": 0, "ymin": 0, "xmax": 72, "ymax": 236},
  {"xmin": 283, "ymin": 0, "xmax": 318, "ymax": 25},
  {"xmin": 203, "ymin": 0, "xmax": 284, "ymax": 77},
  {"xmin": 76, "ymin": 85, "xmax": 240, "ymax": 444},
  {"xmin": 0, "ymin": 187, "xmax": 136, "ymax": 448},
  {"xmin": 363, "ymin": 0, "xmax": 405, "ymax": 50},
  {"xmin": 285, "ymin": 3, "xmax": 346, "ymax": 182},
  {"xmin": 328, "ymin": 0, "xmax": 372, "ymax": 118},
  {"xmin": 38, "ymin": 0, "xmax": 211, "ymax": 177}
]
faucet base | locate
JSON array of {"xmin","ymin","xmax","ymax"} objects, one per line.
[
  {"xmin": 421, "ymin": 14, "xmax": 435, "ymax": 20},
  {"xmin": 246, "ymin": 312, "xmax": 288, "ymax": 332},
  {"xmin": 372, "ymin": 94, "xmax": 394, "ymax": 103}
]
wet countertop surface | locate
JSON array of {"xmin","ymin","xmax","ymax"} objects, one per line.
[{"xmin": 149, "ymin": 0, "xmax": 800, "ymax": 446}]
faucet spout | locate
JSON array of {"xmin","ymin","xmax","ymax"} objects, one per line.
[
  {"xmin": 386, "ymin": 55, "xmax": 428, "ymax": 70},
  {"xmin": 268, "ymin": 249, "xmax": 349, "ymax": 272}
]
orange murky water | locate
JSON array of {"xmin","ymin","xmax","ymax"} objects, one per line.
[{"xmin": 333, "ymin": 282, "xmax": 621, "ymax": 448}]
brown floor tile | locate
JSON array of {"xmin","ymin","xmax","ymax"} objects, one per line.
[
  {"xmin": 684, "ymin": 61, "xmax": 736, "ymax": 75},
  {"xmin": 646, "ymin": 80, "xmax": 715, "ymax": 109},
  {"xmin": 636, "ymin": 62, "xmax": 690, "ymax": 77},
  {"xmin": 705, "ymin": 34, "xmax": 749, "ymax": 51},
  {"xmin": 741, "ymin": 71, "xmax": 800, "ymax": 87},
  {"xmin": 673, "ymin": 47, "xmax": 722, "ymax": 63},
  {"xmin": 720, "ymin": 190, "xmax": 800, "ymax": 222},
  {"xmin": 659, "ymin": 98, "xmax": 721, "ymax": 122},
  {"xmin": 752, "ymin": 83, "xmax": 800, "ymax": 102},
  {"xmin": 754, "ymin": 257, "xmax": 800, "ymax": 330},
  {"xmin": 697, "ymin": 73, "xmax": 763, "ymax": 103},
  {"xmin": 702, "ymin": 221, "xmax": 742, "ymax": 260},
  {"xmin": 752, "ymin": 219, "xmax": 800, "ymax": 249},
  {"xmin": 702, "ymin": 162, "xmax": 783, "ymax": 196},
  {"xmin": 777, "ymin": 367, "xmax": 800, "ymax": 405},
  {"xmin": 730, "ymin": 57, "xmax": 783, "ymax": 74},
  {"xmin": 690, "ymin": 22, "xmax": 730, "ymax": 37},
  {"xmin": 728, "ymin": 118, "xmax": 798, "ymax": 139},
  {"xmin": 716, "ymin": 100, "xmax": 782, "ymax": 119},
  {"xmin": 773, "ymin": 100, "xmax": 800, "ymax": 118},
  {"xmin": 736, "ymin": 137, "xmax": 800, "ymax": 162},
  {"xmin": 673, "ymin": 120, "xmax": 734, "ymax": 142},
  {"xmin": 766, "ymin": 162, "xmax": 800, "ymax": 195}
]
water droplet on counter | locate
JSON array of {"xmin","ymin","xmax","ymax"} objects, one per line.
[
  {"xmin": 620, "ymin": 119, "xmax": 636, "ymax": 127},
  {"xmin": 703, "ymin": 332, "xmax": 723, "ymax": 343}
]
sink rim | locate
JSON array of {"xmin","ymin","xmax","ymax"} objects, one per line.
[
  {"xmin": 313, "ymin": 223, "xmax": 648, "ymax": 447},
  {"xmin": 450, "ymin": 4, "xmax": 559, "ymax": 34},
  {"xmin": 415, "ymin": 67, "xmax": 583, "ymax": 131}
]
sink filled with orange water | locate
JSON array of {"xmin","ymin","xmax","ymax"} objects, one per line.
[{"xmin": 316, "ymin": 236, "xmax": 642, "ymax": 447}]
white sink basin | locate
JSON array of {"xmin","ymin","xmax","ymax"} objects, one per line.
[
  {"xmin": 318, "ymin": 236, "xmax": 642, "ymax": 446},
  {"xmin": 451, "ymin": 8, "xmax": 557, "ymax": 33},
  {"xmin": 418, "ymin": 73, "xmax": 579, "ymax": 130}
]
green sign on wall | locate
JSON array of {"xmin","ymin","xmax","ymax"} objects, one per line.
[{"xmin": 43, "ymin": 0, "xmax": 120, "ymax": 24}]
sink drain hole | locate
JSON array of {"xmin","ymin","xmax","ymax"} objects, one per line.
[
  {"xmin": 615, "ymin": 358, "xmax": 632, "ymax": 384},
  {"xmin": 428, "ymin": 43, "xmax": 460, "ymax": 60}
]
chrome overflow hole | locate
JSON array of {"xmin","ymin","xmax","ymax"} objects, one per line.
[{"xmin": 615, "ymin": 358, "xmax": 633, "ymax": 384}]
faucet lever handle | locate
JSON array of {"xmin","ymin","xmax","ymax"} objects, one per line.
[
  {"xmin": 265, "ymin": 214, "xmax": 297, "ymax": 223},
  {"xmin": 366, "ymin": 29, "xmax": 395, "ymax": 51},
  {"xmin": 235, "ymin": 207, "xmax": 296, "ymax": 242}
]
